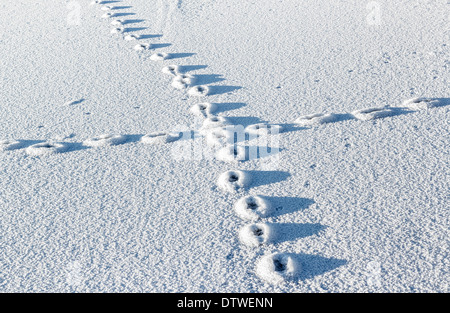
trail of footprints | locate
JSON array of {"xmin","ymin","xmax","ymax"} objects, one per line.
[{"xmin": 1, "ymin": 0, "xmax": 446, "ymax": 285}]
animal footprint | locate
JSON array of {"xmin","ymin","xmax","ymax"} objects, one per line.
[
  {"xmin": 150, "ymin": 52, "xmax": 170, "ymax": 61},
  {"xmin": 111, "ymin": 19, "xmax": 124, "ymax": 26},
  {"xmin": 245, "ymin": 123, "xmax": 283, "ymax": 136},
  {"xmin": 171, "ymin": 74, "xmax": 196, "ymax": 90},
  {"xmin": 83, "ymin": 134, "xmax": 127, "ymax": 147},
  {"xmin": 256, "ymin": 253, "xmax": 299, "ymax": 285},
  {"xmin": 402, "ymin": 97, "xmax": 441, "ymax": 110},
  {"xmin": 352, "ymin": 107, "xmax": 395, "ymax": 121},
  {"xmin": 295, "ymin": 113, "xmax": 337, "ymax": 126},
  {"xmin": 239, "ymin": 223, "xmax": 273, "ymax": 247},
  {"xmin": 234, "ymin": 195, "xmax": 273, "ymax": 221},
  {"xmin": 124, "ymin": 34, "xmax": 140, "ymax": 41},
  {"xmin": 188, "ymin": 85, "xmax": 210, "ymax": 97},
  {"xmin": 200, "ymin": 116, "xmax": 231, "ymax": 133},
  {"xmin": 111, "ymin": 27, "xmax": 124, "ymax": 34},
  {"xmin": 91, "ymin": 0, "xmax": 107, "ymax": 5},
  {"xmin": 216, "ymin": 145, "xmax": 246, "ymax": 162},
  {"xmin": 25, "ymin": 142, "xmax": 67, "ymax": 156},
  {"xmin": 205, "ymin": 127, "xmax": 234, "ymax": 147},
  {"xmin": 101, "ymin": 12, "xmax": 115, "ymax": 19},
  {"xmin": 141, "ymin": 132, "xmax": 180, "ymax": 144},
  {"xmin": 0, "ymin": 140, "xmax": 25, "ymax": 151},
  {"xmin": 217, "ymin": 170, "xmax": 250, "ymax": 193},
  {"xmin": 190, "ymin": 102, "xmax": 217, "ymax": 118},
  {"xmin": 162, "ymin": 65, "xmax": 181, "ymax": 76},
  {"xmin": 134, "ymin": 43, "xmax": 152, "ymax": 52}
]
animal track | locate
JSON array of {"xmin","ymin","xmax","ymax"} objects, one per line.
[
  {"xmin": 134, "ymin": 43, "xmax": 152, "ymax": 52},
  {"xmin": 256, "ymin": 253, "xmax": 299, "ymax": 285},
  {"xmin": 217, "ymin": 170, "xmax": 250, "ymax": 193},
  {"xmin": 351, "ymin": 106, "xmax": 396, "ymax": 121},
  {"xmin": 239, "ymin": 223, "xmax": 273, "ymax": 247},
  {"xmin": 402, "ymin": 97, "xmax": 441, "ymax": 110},
  {"xmin": 0, "ymin": 140, "xmax": 25, "ymax": 151},
  {"xmin": 111, "ymin": 27, "xmax": 124, "ymax": 34},
  {"xmin": 234, "ymin": 195, "xmax": 273, "ymax": 221},
  {"xmin": 83, "ymin": 134, "xmax": 127, "ymax": 147},
  {"xmin": 171, "ymin": 74, "xmax": 196, "ymax": 89},
  {"xmin": 111, "ymin": 19, "xmax": 124, "ymax": 26},
  {"xmin": 91, "ymin": 0, "xmax": 107, "ymax": 5},
  {"xmin": 190, "ymin": 102, "xmax": 217, "ymax": 118},
  {"xmin": 245, "ymin": 123, "xmax": 283, "ymax": 136},
  {"xmin": 25, "ymin": 142, "xmax": 66, "ymax": 156},
  {"xmin": 162, "ymin": 65, "xmax": 181, "ymax": 76},
  {"xmin": 204, "ymin": 127, "xmax": 234, "ymax": 147},
  {"xmin": 216, "ymin": 145, "xmax": 246, "ymax": 162},
  {"xmin": 200, "ymin": 116, "xmax": 231, "ymax": 133},
  {"xmin": 188, "ymin": 85, "xmax": 210, "ymax": 97},
  {"xmin": 150, "ymin": 52, "xmax": 170, "ymax": 61},
  {"xmin": 141, "ymin": 132, "xmax": 180, "ymax": 144},
  {"xmin": 124, "ymin": 34, "xmax": 140, "ymax": 41},
  {"xmin": 101, "ymin": 12, "xmax": 115, "ymax": 19},
  {"xmin": 295, "ymin": 113, "xmax": 338, "ymax": 126}
]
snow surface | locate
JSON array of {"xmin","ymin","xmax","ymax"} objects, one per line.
[{"xmin": 0, "ymin": 0, "xmax": 448, "ymax": 292}]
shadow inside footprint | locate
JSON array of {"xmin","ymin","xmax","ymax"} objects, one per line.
[
  {"xmin": 272, "ymin": 223, "xmax": 326, "ymax": 243},
  {"xmin": 247, "ymin": 171, "xmax": 291, "ymax": 188},
  {"xmin": 266, "ymin": 196, "xmax": 315, "ymax": 217}
]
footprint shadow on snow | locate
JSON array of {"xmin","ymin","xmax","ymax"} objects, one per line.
[
  {"xmin": 247, "ymin": 170, "xmax": 291, "ymax": 188},
  {"xmin": 266, "ymin": 196, "xmax": 315, "ymax": 217},
  {"xmin": 291, "ymin": 253, "xmax": 348, "ymax": 281},
  {"xmin": 272, "ymin": 223, "xmax": 327, "ymax": 243}
]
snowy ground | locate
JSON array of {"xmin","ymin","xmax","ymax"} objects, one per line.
[{"xmin": 0, "ymin": 0, "xmax": 448, "ymax": 292}]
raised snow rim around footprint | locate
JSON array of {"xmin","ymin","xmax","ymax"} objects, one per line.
[{"xmin": 234, "ymin": 195, "xmax": 273, "ymax": 221}]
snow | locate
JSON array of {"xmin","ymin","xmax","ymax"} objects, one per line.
[
  {"xmin": 351, "ymin": 107, "xmax": 397, "ymax": 121},
  {"xmin": 245, "ymin": 123, "xmax": 283, "ymax": 136},
  {"xmin": 162, "ymin": 65, "xmax": 181, "ymax": 76},
  {"xmin": 188, "ymin": 85, "xmax": 210, "ymax": 97},
  {"xmin": 83, "ymin": 134, "xmax": 127, "ymax": 147},
  {"xmin": 256, "ymin": 253, "xmax": 300, "ymax": 285},
  {"xmin": 294, "ymin": 113, "xmax": 338, "ymax": 126},
  {"xmin": 0, "ymin": 0, "xmax": 448, "ymax": 292},
  {"xmin": 141, "ymin": 132, "xmax": 180, "ymax": 145},
  {"xmin": 204, "ymin": 127, "xmax": 233, "ymax": 147},
  {"xmin": 238, "ymin": 223, "xmax": 273, "ymax": 247},
  {"xmin": 217, "ymin": 170, "xmax": 251, "ymax": 193},
  {"xmin": 171, "ymin": 74, "xmax": 196, "ymax": 90},
  {"xmin": 234, "ymin": 195, "xmax": 273, "ymax": 221},
  {"xmin": 401, "ymin": 97, "xmax": 443, "ymax": 111},
  {"xmin": 190, "ymin": 102, "xmax": 217, "ymax": 118},
  {"xmin": 215, "ymin": 145, "xmax": 246, "ymax": 162},
  {"xmin": 25, "ymin": 142, "xmax": 67, "ymax": 156},
  {"xmin": 150, "ymin": 52, "xmax": 170, "ymax": 61}
]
